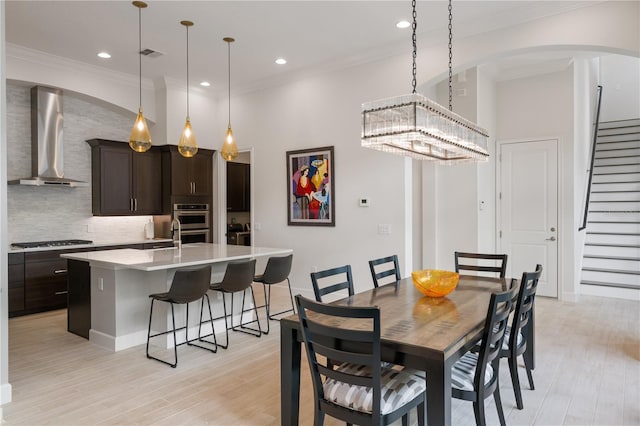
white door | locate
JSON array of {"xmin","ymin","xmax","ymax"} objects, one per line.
[{"xmin": 498, "ymin": 139, "xmax": 558, "ymax": 297}]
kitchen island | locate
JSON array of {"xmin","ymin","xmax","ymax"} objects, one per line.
[{"xmin": 62, "ymin": 243, "xmax": 292, "ymax": 352}]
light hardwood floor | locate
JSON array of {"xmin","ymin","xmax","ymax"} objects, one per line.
[{"xmin": 2, "ymin": 285, "xmax": 639, "ymax": 425}]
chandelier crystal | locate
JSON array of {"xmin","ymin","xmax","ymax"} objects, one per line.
[{"xmin": 361, "ymin": 0, "xmax": 489, "ymax": 164}]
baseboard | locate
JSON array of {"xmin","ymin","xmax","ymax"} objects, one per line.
[
  {"xmin": 580, "ymin": 284, "xmax": 640, "ymax": 301},
  {"xmin": 0, "ymin": 383, "xmax": 12, "ymax": 405}
]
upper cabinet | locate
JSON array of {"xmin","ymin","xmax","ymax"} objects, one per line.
[
  {"xmin": 161, "ymin": 145, "xmax": 214, "ymax": 199},
  {"xmin": 87, "ymin": 139, "xmax": 163, "ymax": 216},
  {"xmin": 227, "ymin": 162, "xmax": 250, "ymax": 212}
]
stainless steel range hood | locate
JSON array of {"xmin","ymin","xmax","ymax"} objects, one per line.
[{"xmin": 9, "ymin": 86, "xmax": 88, "ymax": 187}]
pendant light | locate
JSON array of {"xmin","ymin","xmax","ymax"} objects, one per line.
[
  {"xmin": 361, "ymin": 0, "xmax": 489, "ymax": 164},
  {"xmin": 129, "ymin": 1, "xmax": 152, "ymax": 153},
  {"xmin": 221, "ymin": 37, "xmax": 238, "ymax": 161},
  {"xmin": 178, "ymin": 20, "xmax": 198, "ymax": 157}
]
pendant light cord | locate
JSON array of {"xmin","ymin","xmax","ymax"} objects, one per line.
[
  {"xmin": 227, "ymin": 40, "xmax": 231, "ymax": 127},
  {"xmin": 411, "ymin": 0, "xmax": 417, "ymax": 94},
  {"xmin": 448, "ymin": 0, "xmax": 453, "ymax": 112},
  {"xmin": 138, "ymin": 6, "xmax": 142, "ymax": 109},
  {"xmin": 186, "ymin": 25, "xmax": 190, "ymax": 118}
]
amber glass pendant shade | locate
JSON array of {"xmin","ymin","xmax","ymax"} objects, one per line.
[
  {"xmin": 221, "ymin": 125, "xmax": 238, "ymax": 161},
  {"xmin": 178, "ymin": 117, "xmax": 198, "ymax": 157},
  {"xmin": 129, "ymin": 108, "xmax": 152, "ymax": 152}
]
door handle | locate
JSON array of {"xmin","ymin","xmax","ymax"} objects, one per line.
[
  {"xmin": 54, "ymin": 269, "xmax": 68, "ymax": 274},
  {"xmin": 545, "ymin": 236, "xmax": 556, "ymax": 241}
]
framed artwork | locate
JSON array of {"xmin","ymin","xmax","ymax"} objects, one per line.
[{"xmin": 286, "ymin": 146, "xmax": 335, "ymax": 226}]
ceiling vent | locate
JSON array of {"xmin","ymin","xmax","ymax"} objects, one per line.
[{"xmin": 139, "ymin": 48, "xmax": 164, "ymax": 58}]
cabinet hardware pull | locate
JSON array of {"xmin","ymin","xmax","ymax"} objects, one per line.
[
  {"xmin": 134, "ymin": 198, "xmax": 138, "ymax": 212},
  {"xmin": 193, "ymin": 182, "xmax": 196, "ymax": 193},
  {"xmin": 130, "ymin": 198, "xmax": 133, "ymax": 212},
  {"xmin": 54, "ymin": 269, "xmax": 68, "ymax": 274},
  {"xmin": 55, "ymin": 291, "xmax": 68, "ymax": 295}
]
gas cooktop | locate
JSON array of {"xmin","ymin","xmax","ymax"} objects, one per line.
[{"xmin": 12, "ymin": 239, "xmax": 93, "ymax": 249}]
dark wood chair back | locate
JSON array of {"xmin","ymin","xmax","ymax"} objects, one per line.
[
  {"xmin": 310, "ymin": 265, "xmax": 354, "ymax": 302},
  {"xmin": 295, "ymin": 295, "xmax": 425, "ymax": 425},
  {"xmin": 500, "ymin": 264, "xmax": 543, "ymax": 409},
  {"xmin": 454, "ymin": 251, "xmax": 508, "ymax": 278},
  {"xmin": 368, "ymin": 255, "xmax": 401, "ymax": 287}
]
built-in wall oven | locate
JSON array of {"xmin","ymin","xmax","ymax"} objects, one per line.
[
  {"xmin": 174, "ymin": 203, "xmax": 209, "ymax": 229},
  {"xmin": 173, "ymin": 203, "xmax": 210, "ymax": 244}
]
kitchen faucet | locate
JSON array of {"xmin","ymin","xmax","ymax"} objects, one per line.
[{"xmin": 171, "ymin": 218, "xmax": 182, "ymax": 249}]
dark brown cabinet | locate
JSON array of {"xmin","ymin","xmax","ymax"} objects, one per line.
[
  {"xmin": 161, "ymin": 145, "xmax": 214, "ymax": 200},
  {"xmin": 88, "ymin": 139, "xmax": 163, "ymax": 216},
  {"xmin": 24, "ymin": 249, "xmax": 79, "ymax": 313},
  {"xmin": 8, "ymin": 253, "xmax": 25, "ymax": 316},
  {"xmin": 227, "ymin": 162, "xmax": 250, "ymax": 212}
]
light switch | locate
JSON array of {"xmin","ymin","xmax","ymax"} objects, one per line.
[{"xmin": 378, "ymin": 224, "xmax": 391, "ymax": 235}]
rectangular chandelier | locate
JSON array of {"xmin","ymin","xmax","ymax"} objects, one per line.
[{"xmin": 361, "ymin": 93, "xmax": 489, "ymax": 164}]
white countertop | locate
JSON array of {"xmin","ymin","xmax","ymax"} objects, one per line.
[{"xmin": 61, "ymin": 243, "xmax": 292, "ymax": 271}]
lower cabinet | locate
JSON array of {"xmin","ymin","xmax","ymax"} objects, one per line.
[
  {"xmin": 8, "ymin": 253, "xmax": 25, "ymax": 317},
  {"xmin": 67, "ymin": 259, "xmax": 91, "ymax": 339},
  {"xmin": 9, "ymin": 241, "xmax": 174, "ymax": 320},
  {"xmin": 24, "ymin": 250, "xmax": 73, "ymax": 313}
]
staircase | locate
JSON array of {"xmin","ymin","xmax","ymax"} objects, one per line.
[{"xmin": 581, "ymin": 118, "xmax": 640, "ymax": 291}]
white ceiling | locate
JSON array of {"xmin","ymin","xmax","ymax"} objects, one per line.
[{"xmin": 5, "ymin": 1, "xmax": 600, "ymax": 95}]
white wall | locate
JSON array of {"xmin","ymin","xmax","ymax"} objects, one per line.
[
  {"xmin": 433, "ymin": 69, "xmax": 481, "ymax": 271},
  {"xmin": 573, "ymin": 57, "xmax": 601, "ymax": 298},
  {"xmin": 0, "ymin": 0, "xmax": 11, "ymax": 407},
  {"xmin": 496, "ymin": 67, "xmax": 574, "ymax": 297},
  {"xmin": 599, "ymin": 54, "xmax": 640, "ymax": 122},
  {"xmin": 233, "ymin": 59, "xmax": 410, "ymax": 295},
  {"xmin": 477, "ymin": 67, "xmax": 498, "ymax": 255}
]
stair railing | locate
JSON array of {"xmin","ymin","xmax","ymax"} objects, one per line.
[{"xmin": 579, "ymin": 85, "xmax": 603, "ymax": 231}]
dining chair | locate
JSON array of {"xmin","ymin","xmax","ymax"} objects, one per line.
[
  {"xmin": 310, "ymin": 265, "xmax": 354, "ymax": 302},
  {"xmin": 451, "ymin": 284, "xmax": 517, "ymax": 426},
  {"xmin": 146, "ymin": 265, "xmax": 217, "ymax": 368},
  {"xmin": 454, "ymin": 251, "xmax": 508, "ymax": 278},
  {"xmin": 253, "ymin": 254, "xmax": 294, "ymax": 334},
  {"xmin": 295, "ymin": 295, "xmax": 426, "ymax": 426},
  {"xmin": 368, "ymin": 255, "xmax": 401, "ymax": 287},
  {"xmin": 208, "ymin": 259, "xmax": 261, "ymax": 349},
  {"xmin": 500, "ymin": 264, "xmax": 543, "ymax": 410}
]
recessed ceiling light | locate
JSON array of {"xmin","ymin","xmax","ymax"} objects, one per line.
[
  {"xmin": 200, "ymin": 81, "xmax": 211, "ymax": 87},
  {"xmin": 396, "ymin": 20, "xmax": 410, "ymax": 29},
  {"xmin": 275, "ymin": 58, "xmax": 287, "ymax": 65},
  {"xmin": 97, "ymin": 52, "xmax": 111, "ymax": 59}
]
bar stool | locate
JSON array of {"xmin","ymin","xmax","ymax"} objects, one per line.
[
  {"xmin": 253, "ymin": 254, "xmax": 294, "ymax": 334},
  {"xmin": 209, "ymin": 259, "xmax": 261, "ymax": 349},
  {"xmin": 146, "ymin": 265, "xmax": 217, "ymax": 368}
]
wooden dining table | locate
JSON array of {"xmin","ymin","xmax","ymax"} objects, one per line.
[{"xmin": 280, "ymin": 275, "xmax": 510, "ymax": 426}]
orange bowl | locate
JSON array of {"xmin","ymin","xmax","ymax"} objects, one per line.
[{"xmin": 411, "ymin": 269, "xmax": 459, "ymax": 297}]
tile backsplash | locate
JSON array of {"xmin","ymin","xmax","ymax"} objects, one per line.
[{"xmin": 6, "ymin": 83, "xmax": 153, "ymax": 244}]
